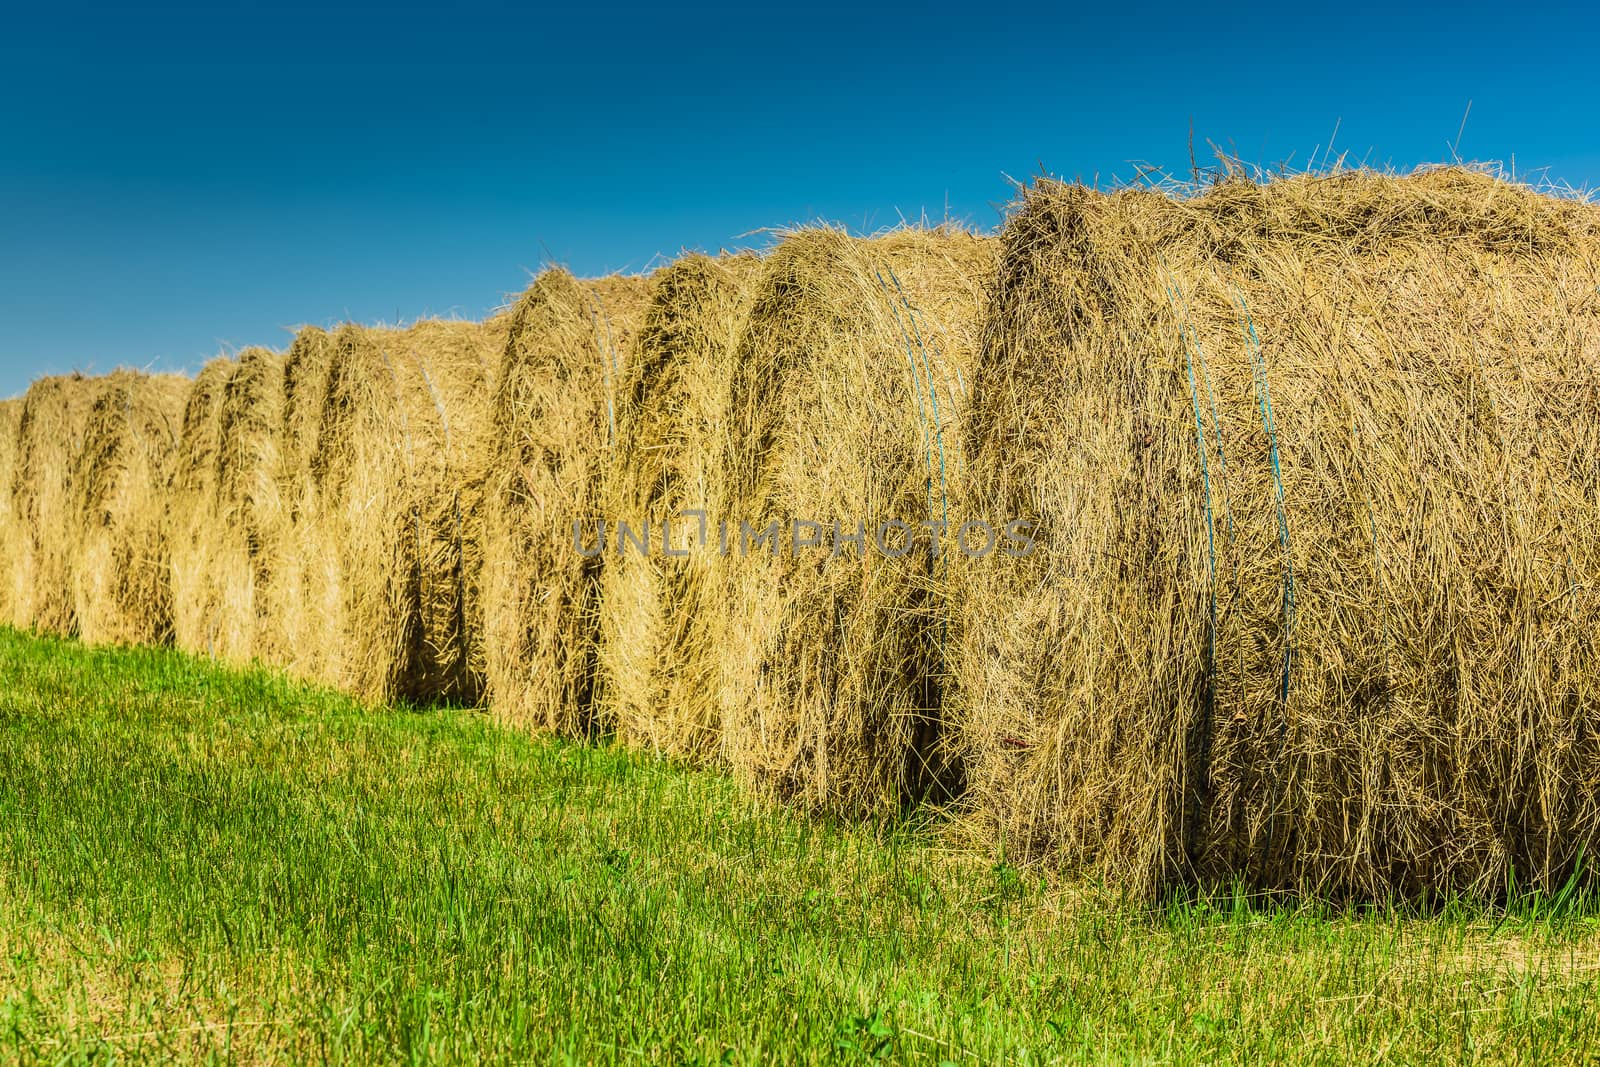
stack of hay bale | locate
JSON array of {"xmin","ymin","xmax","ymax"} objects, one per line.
[{"xmin": 6, "ymin": 165, "xmax": 1597, "ymax": 903}]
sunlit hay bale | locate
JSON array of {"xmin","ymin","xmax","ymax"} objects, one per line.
[
  {"xmin": 0, "ymin": 399, "xmax": 22, "ymax": 624},
  {"xmin": 9, "ymin": 373, "xmax": 112, "ymax": 635},
  {"xmin": 309, "ymin": 319, "xmax": 499, "ymax": 703},
  {"xmin": 958, "ymin": 166, "xmax": 1600, "ymax": 900},
  {"xmin": 424, "ymin": 312, "xmax": 508, "ymax": 698},
  {"xmin": 207, "ymin": 347, "xmax": 287, "ymax": 664},
  {"xmin": 272, "ymin": 327, "xmax": 339, "ymax": 681},
  {"xmin": 595, "ymin": 253, "xmax": 762, "ymax": 760},
  {"xmin": 450, "ymin": 312, "xmax": 508, "ymax": 691},
  {"xmin": 716, "ymin": 228, "xmax": 995, "ymax": 817},
  {"xmin": 282, "ymin": 327, "xmax": 336, "ymax": 478},
  {"xmin": 70, "ymin": 371, "xmax": 189, "ymax": 645},
  {"xmin": 168, "ymin": 357, "xmax": 237, "ymax": 656},
  {"xmin": 482, "ymin": 271, "xmax": 651, "ymax": 734}
]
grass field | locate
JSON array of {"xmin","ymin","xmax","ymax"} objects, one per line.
[{"xmin": 2, "ymin": 628, "xmax": 1598, "ymax": 1064}]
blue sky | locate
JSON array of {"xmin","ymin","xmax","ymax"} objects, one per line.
[{"xmin": 2, "ymin": 1, "xmax": 1597, "ymax": 397}]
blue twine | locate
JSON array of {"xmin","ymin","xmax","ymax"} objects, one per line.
[
  {"xmin": 1234, "ymin": 291, "xmax": 1300, "ymax": 866},
  {"xmin": 1235, "ymin": 292, "xmax": 1296, "ymax": 708},
  {"xmin": 1159, "ymin": 264, "xmax": 1220, "ymax": 683},
  {"xmin": 1164, "ymin": 262, "xmax": 1234, "ymax": 542}
]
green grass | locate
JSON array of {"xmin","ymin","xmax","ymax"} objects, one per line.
[{"xmin": 1, "ymin": 628, "xmax": 1597, "ymax": 1065}]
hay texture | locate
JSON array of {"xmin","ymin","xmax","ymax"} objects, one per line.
[
  {"xmin": 483, "ymin": 271, "xmax": 650, "ymax": 734},
  {"xmin": 0, "ymin": 399, "xmax": 21, "ymax": 623},
  {"xmin": 272, "ymin": 327, "xmax": 339, "ymax": 679},
  {"xmin": 307, "ymin": 319, "xmax": 499, "ymax": 703},
  {"xmin": 717, "ymin": 228, "xmax": 994, "ymax": 816},
  {"xmin": 595, "ymin": 253, "xmax": 761, "ymax": 759},
  {"xmin": 7, "ymin": 373, "xmax": 111, "ymax": 634},
  {"xmin": 71, "ymin": 371, "xmax": 188, "ymax": 645},
  {"xmin": 207, "ymin": 347, "xmax": 287, "ymax": 663},
  {"xmin": 168, "ymin": 357, "xmax": 238, "ymax": 656},
  {"xmin": 958, "ymin": 167, "xmax": 1600, "ymax": 899},
  {"xmin": 167, "ymin": 350, "xmax": 283, "ymax": 663}
]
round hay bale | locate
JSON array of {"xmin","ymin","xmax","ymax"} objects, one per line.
[
  {"xmin": 308, "ymin": 319, "xmax": 499, "ymax": 703},
  {"xmin": 208, "ymin": 347, "xmax": 287, "ymax": 663},
  {"xmin": 169, "ymin": 357, "xmax": 238, "ymax": 656},
  {"xmin": 482, "ymin": 271, "xmax": 651, "ymax": 734},
  {"xmin": 595, "ymin": 253, "xmax": 762, "ymax": 760},
  {"xmin": 70, "ymin": 370, "xmax": 188, "ymax": 645},
  {"xmin": 282, "ymin": 327, "xmax": 335, "ymax": 477},
  {"xmin": 717, "ymin": 228, "xmax": 995, "ymax": 816},
  {"xmin": 272, "ymin": 326, "xmax": 340, "ymax": 680},
  {"xmin": 9, "ymin": 373, "xmax": 113, "ymax": 635},
  {"xmin": 0, "ymin": 398, "xmax": 22, "ymax": 625},
  {"xmin": 958, "ymin": 167, "xmax": 1600, "ymax": 899}
]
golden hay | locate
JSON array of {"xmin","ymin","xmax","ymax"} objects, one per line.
[
  {"xmin": 71, "ymin": 371, "xmax": 189, "ymax": 645},
  {"xmin": 272, "ymin": 327, "xmax": 340, "ymax": 680},
  {"xmin": 717, "ymin": 228, "xmax": 995, "ymax": 816},
  {"xmin": 8, "ymin": 373, "xmax": 112, "ymax": 635},
  {"xmin": 207, "ymin": 347, "xmax": 287, "ymax": 663},
  {"xmin": 482, "ymin": 271, "xmax": 651, "ymax": 734},
  {"xmin": 595, "ymin": 253, "xmax": 762, "ymax": 759},
  {"xmin": 307, "ymin": 319, "xmax": 500, "ymax": 703},
  {"xmin": 0, "ymin": 399, "xmax": 21, "ymax": 624},
  {"xmin": 168, "ymin": 357, "xmax": 238, "ymax": 656},
  {"xmin": 958, "ymin": 167, "xmax": 1600, "ymax": 899}
]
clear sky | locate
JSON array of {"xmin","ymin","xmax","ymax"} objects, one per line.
[{"xmin": 3, "ymin": 1, "xmax": 1597, "ymax": 397}]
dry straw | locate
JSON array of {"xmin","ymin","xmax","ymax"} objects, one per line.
[
  {"xmin": 596, "ymin": 253, "xmax": 762, "ymax": 759},
  {"xmin": 210, "ymin": 347, "xmax": 287, "ymax": 663},
  {"xmin": 70, "ymin": 370, "xmax": 188, "ymax": 645},
  {"xmin": 272, "ymin": 327, "xmax": 340, "ymax": 680},
  {"xmin": 717, "ymin": 228, "xmax": 995, "ymax": 816},
  {"xmin": 308, "ymin": 319, "xmax": 501, "ymax": 703},
  {"xmin": 483, "ymin": 271, "xmax": 651, "ymax": 734},
  {"xmin": 8, "ymin": 373, "xmax": 112, "ymax": 635},
  {"xmin": 165, "ymin": 350, "xmax": 283, "ymax": 663},
  {"xmin": 0, "ymin": 398, "xmax": 22, "ymax": 624},
  {"xmin": 958, "ymin": 166, "xmax": 1600, "ymax": 899},
  {"xmin": 169, "ymin": 357, "xmax": 238, "ymax": 656}
]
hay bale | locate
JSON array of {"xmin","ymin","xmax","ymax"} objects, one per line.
[
  {"xmin": 0, "ymin": 399, "xmax": 22, "ymax": 624},
  {"xmin": 482, "ymin": 271, "xmax": 651, "ymax": 734},
  {"xmin": 717, "ymin": 228, "xmax": 995, "ymax": 816},
  {"xmin": 207, "ymin": 347, "xmax": 288, "ymax": 663},
  {"xmin": 272, "ymin": 327, "xmax": 340, "ymax": 680},
  {"xmin": 168, "ymin": 357, "xmax": 238, "ymax": 655},
  {"xmin": 958, "ymin": 167, "xmax": 1600, "ymax": 899},
  {"xmin": 595, "ymin": 253, "xmax": 762, "ymax": 759},
  {"xmin": 71, "ymin": 371, "xmax": 188, "ymax": 645},
  {"xmin": 307, "ymin": 319, "xmax": 500, "ymax": 703},
  {"xmin": 282, "ymin": 327, "xmax": 336, "ymax": 477},
  {"xmin": 8, "ymin": 373, "xmax": 112, "ymax": 634}
]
